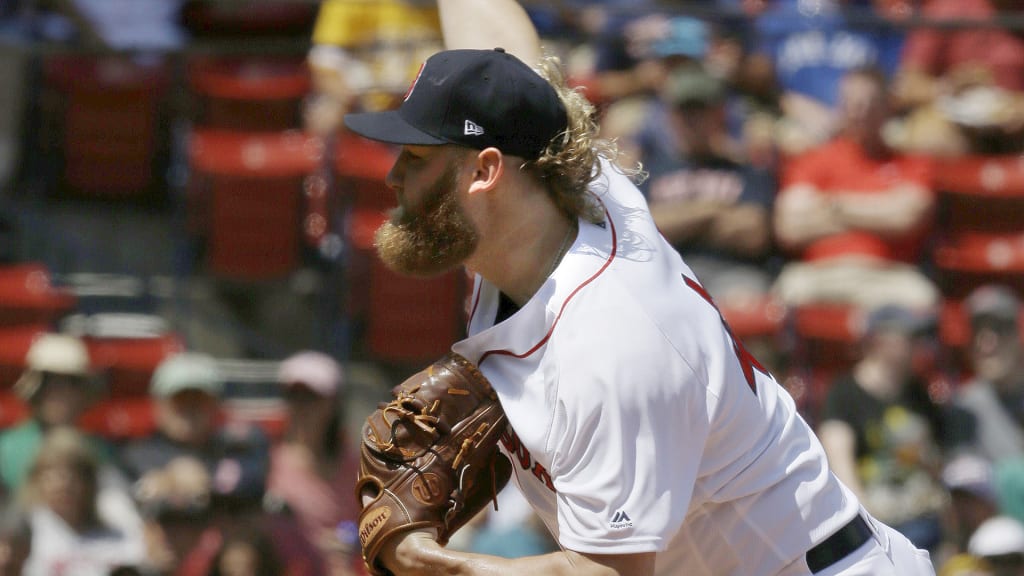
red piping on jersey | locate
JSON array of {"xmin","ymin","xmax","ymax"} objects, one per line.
[
  {"xmin": 476, "ymin": 197, "xmax": 617, "ymax": 365},
  {"xmin": 465, "ymin": 278, "xmax": 484, "ymax": 335}
]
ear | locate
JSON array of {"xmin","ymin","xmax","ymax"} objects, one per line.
[{"xmin": 467, "ymin": 147, "xmax": 503, "ymax": 196}]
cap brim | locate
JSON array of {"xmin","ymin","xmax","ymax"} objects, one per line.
[{"xmin": 344, "ymin": 110, "xmax": 448, "ymax": 146}]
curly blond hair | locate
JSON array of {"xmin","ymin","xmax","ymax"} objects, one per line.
[{"xmin": 521, "ymin": 56, "xmax": 643, "ymax": 224}]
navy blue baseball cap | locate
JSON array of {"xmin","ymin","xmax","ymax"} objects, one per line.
[{"xmin": 344, "ymin": 48, "xmax": 568, "ymax": 160}]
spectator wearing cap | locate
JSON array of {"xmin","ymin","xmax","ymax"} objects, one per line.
[
  {"xmin": 639, "ymin": 63, "xmax": 777, "ymax": 314},
  {"xmin": 0, "ymin": 333, "xmax": 105, "ymax": 493},
  {"xmin": 266, "ymin": 351, "xmax": 361, "ymax": 576},
  {"xmin": 583, "ymin": 11, "xmax": 702, "ymax": 110},
  {"xmin": 817, "ymin": 304, "xmax": 951, "ymax": 552},
  {"xmin": 942, "ymin": 454, "xmax": 1001, "ymax": 556},
  {"xmin": 596, "ymin": 15, "xmax": 711, "ymax": 167},
  {"xmin": 954, "ymin": 285, "xmax": 1024, "ymax": 463},
  {"xmin": 968, "ymin": 515, "xmax": 1024, "ymax": 576},
  {"xmin": 115, "ymin": 352, "xmax": 270, "ymax": 575}
]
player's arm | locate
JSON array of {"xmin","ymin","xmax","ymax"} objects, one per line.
[
  {"xmin": 437, "ymin": 0, "xmax": 542, "ymax": 65},
  {"xmin": 382, "ymin": 532, "xmax": 656, "ymax": 576}
]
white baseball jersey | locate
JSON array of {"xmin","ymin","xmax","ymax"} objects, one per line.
[{"xmin": 450, "ymin": 158, "xmax": 863, "ymax": 576}]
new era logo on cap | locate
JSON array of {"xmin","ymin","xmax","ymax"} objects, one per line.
[{"xmin": 343, "ymin": 48, "xmax": 568, "ymax": 160}]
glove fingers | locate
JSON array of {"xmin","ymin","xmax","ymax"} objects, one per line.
[
  {"xmin": 356, "ymin": 353, "xmax": 509, "ymax": 573},
  {"xmin": 440, "ymin": 452, "xmax": 513, "ymax": 545}
]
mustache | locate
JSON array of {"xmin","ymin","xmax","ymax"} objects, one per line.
[{"xmin": 374, "ymin": 162, "xmax": 478, "ymax": 277}]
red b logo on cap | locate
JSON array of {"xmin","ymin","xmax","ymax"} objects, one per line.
[{"xmin": 404, "ymin": 62, "xmax": 426, "ymax": 102}]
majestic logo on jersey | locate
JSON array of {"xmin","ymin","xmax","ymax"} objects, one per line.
[
  {"xmin": 609, "ymin": 510, "xmax": 633, "ymax": 529},
  {"xmin": 464, "ymin": 120, "xmax": 485, "ymax": 136},
  {"xmin": 501, "ymin": 429, "xmax": 555, "ymax": 493}
]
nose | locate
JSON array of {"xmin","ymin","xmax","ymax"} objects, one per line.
[{"xmin": 385, "ymin": 157, "xmax": 403, "ymax": 191}]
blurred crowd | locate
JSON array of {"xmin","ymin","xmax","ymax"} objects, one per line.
[{"xmin": 1, "ymin": 0, "xmax": 1024, "ymax": 575}]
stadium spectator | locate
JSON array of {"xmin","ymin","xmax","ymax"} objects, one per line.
[
  {"xmin": 117, "ymin": 352, "xmax": 270, "ymax": 574},
  {"xmin": 266, "ymin": 351, "xmax": 362, "ymax": 575},
  {"xmin": 0, "ymin": 333, "xmax": 103, "ymax": 494},
  {"xmin": 752, "ymin": 0, "xmax": 907, "ymax": 154},
  {"xmin": 595, "ymin": 14, "xmax": 711, "ymax": 168},
  {"xmin": 569, "ymin": 0, "xmax": 667, "ymax": 108},
  {"xmin": 953, "ymin": 285, "xmax": 1024, "ymax": 463},
  {"xmin": 817, "ymin": 304, "xmax": 950, "ymax": 552},
  {"xmin": 19, "ymin": 427, "xmax": 147, "ymax": 575},
  {"xmin": 968, "ymin": 515, "xmax": 1024, "ymax": 576},
  {"xmin": 0, "ymin": 332, "xmax": 143, "ymax": 539},
  {"xmin": 772, "ymin": 65, "xmax": 939, "ymax": 311},
  {"xmin": 893, "ymin": 0, "xmax": 1024, "ymax": 155},
  {"xmin": 642, "ymin": 63, "xmax": 777, "ymax": 309},
  {"xmin": 305, "ymin": 0, "xmax": 441, "ymax": 137},
  {"xmin": 941, "ymin": 454, "xmax": 1001, "ymax": 558}
]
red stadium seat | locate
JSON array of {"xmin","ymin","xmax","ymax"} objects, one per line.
[
  {"xmin": 79, "ymin": 397, "xmax": 156, "ymax": 440},
  {"xmin": 935, "ymin": 155, "xmax": 1024, "ymax": 235},
  {"xmin": 334, "ymin": 137, "xmax": 397, "ymax": 331},
  {"xmin": 366, "ymin": 257, "xmax": 464, "ymax": 364},
  {"xmin": 720, "ymin": 297, "xmax": 787, "ymax": 341},
  {"xmin": 85, "ymin": 332, "xmax": 185, "ymax": 398},
  {"xmin": 189, "ymin": 57, "xmax": 311, "ymax": 131},
  {"xmin": 0, "ymin": 264, "xmax": 77, "ymax": 328},
  {"xmin": 935, "ymin": 155, "xmax": 1024, "ymax": 198},
  {"xmin": 0, "ymin": 392, "xmax": 28, "ymax": 429},
  {"xmin": 784, "ymin": 304, "xmax": 865, "ymax": 417},
  {"xmin": 933, "ymin": 232, "xmax": 1024, "ymax": 298},
  {"xmin": 333, "ymin": 134, "xmax": 397, "ymax": 213},
  {"xmin": 44, "ymin": 55, "xmax": 169, "ymax": 197},
  {"xmin": 182, "ymin": 1, "xmax": 318, "ymax": 36},
  {"xmin": 937, "ymin": 297, "xmax": 1024, "ymax": 349},
  {"xmin": 0, "ymin": 325, "xmax": 48, "ymax": 388},
  {"xmin": 792, "ymin": 303, "xmax": 862, "ymax": 344},
  {"xmin": 189, "ymin": 130, "xmax": 324, "ymax": 280}
]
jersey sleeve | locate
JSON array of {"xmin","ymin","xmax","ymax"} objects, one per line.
[{"xmin": 543, "ymin": 333, "xmax": 712, "ymax": 554}]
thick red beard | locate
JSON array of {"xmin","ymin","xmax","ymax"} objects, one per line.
[{"xmin": 373, "ymin": 162, "xmax": 478, "ymax": 278}]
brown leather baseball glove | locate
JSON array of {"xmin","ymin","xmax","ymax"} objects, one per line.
[{"xmin": 356, "ymin": 352, "xmax": 512, "ymax": 575}]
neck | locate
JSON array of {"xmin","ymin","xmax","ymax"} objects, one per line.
[{"xmin": 465, "ymin": 179, "xmax": 578, "ymax": 307}]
